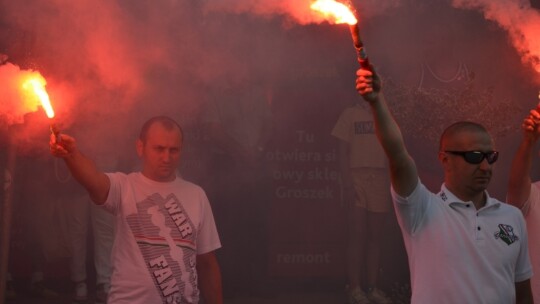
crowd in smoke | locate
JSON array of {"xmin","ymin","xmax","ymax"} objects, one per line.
[{"xmin": 1, "ymin": 0, "xmax": 540, "ymax": 301}]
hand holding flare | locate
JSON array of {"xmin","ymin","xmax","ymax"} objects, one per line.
[
  {"xmin": 50, "ymin": 123, "xmax": 61, "ymax": 143},
  {"xmin": 522, "ymin": 93, "xmax": 540, "ymax": 136}
]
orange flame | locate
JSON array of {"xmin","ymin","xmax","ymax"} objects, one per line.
[
  {"xmin": 22, "ymin": 75, "xmax": 55, "ymax": 119},
  {"xmin": 310, "ymin": 0, "xmax": 357, "ymax": 25}
]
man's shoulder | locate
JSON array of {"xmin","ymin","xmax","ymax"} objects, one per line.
[
  {"xmin": 492, "ymin": 197, "xmax": 526, "ymax": 218},
  {"xmin": 172, "ymin": 177, "xmax": 209, "ymax": 198},
  {"xmin": 175, "ymin": 177, "xmax": 203, "ymax": 190},
  {"xmin": 393, "ymin": 179, "xmax": 437, "ymax": 202},
  {"xmin": 106, "ymin": 171, "xmax": 130, "ymax": 180}
]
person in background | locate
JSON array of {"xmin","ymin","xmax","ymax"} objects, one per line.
[
  {"xmin": 67, "ymin": 187, "xmax": 115, "ymax": 303},
  {"xmin": 3, "ymin": 113, "xmax": 62, "ymax": 302},
  {"xmin": 332, "ymin": 101, "xmax": 393, "ymax": 304}
]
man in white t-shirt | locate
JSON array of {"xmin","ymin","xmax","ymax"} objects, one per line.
[
  {"xmin": 49, "ymin": 116, "xmax": 222, "ymax": 304},
  {"xmin": 508, "ymin": 104, "xmax": 540, "ymax": 302},
  {"xmin": 355, "ymin": 66, "xmax": 533, "ymax": 303}
]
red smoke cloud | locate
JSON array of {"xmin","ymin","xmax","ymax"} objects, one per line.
[
  {"xmin": 0, "ymin": 62, "xmax": 49, "ymax": 125},
  {"xmin": 452, "ymin": 0, "xmax": 540, "ymax": 77},
  {"xmin": 203, "ymin": 0, "xmax": 401, "ymax": 24}
]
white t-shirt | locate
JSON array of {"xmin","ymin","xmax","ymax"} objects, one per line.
[
  {"xmin": 103, "ymin": 172, "xmax": 221, "ymax": 304},
  {"xmin": 522, "ymin": 182, "xmax": 540, "ymax": 302},
  {"xmin": 393, "ymin": 181, "xmax": 532, "ymax": 304}
]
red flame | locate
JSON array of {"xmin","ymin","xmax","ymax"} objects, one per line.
[
  {"xmin": 22, "ymin": 74, "xmax": 55, "ymax": 119},
  {"xmin": 310, "ymin": 0, "xmax": 357, "ymax": 25}
]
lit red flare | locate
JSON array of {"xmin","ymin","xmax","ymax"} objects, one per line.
[
  {"xmin": 310, "ymin": 0, "xmax": 357, "ymax": 25},
  {"xmin": 22, "ymin": 75, "xmax": 55, "ymax": 119},
  {"xmin": 20, "ymin": 72, "xmax": 61, "ymax": 141},
  {"xmin": 310, "ymin": 0, "xmax": 371, "ymax": 70}
]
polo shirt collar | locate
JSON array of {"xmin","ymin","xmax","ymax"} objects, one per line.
[{"xmin": 439, "ymin": 184, "xmax": 500, "ymax": 210}]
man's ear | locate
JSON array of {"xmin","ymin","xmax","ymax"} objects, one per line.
[
  {"xmin": 136, "ymin": 139, "xmax": 143, "ymax": 157},
  {"xmin": 438, "ymin": 151, "xmax": 448, "ymax": 166}
]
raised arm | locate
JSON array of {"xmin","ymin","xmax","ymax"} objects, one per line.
[
  {"xmin": 507, "ymin": 106, "xmax": 540, "ymax": 209},
  {"xmin": 49, "ymin": 133, "xmax": 110, "ymax": 204},
  {"xmin": 355, "ymin": 68, "xmax": 418, "ymax": 196}
]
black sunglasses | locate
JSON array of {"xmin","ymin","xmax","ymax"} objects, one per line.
[{"xmin": 444, "ymin": 150, "xmax": 499, "ymax": 164}]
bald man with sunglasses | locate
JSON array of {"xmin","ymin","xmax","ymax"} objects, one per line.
[
  {"xmin": 508, "ymin": 104, "xmax": 540, "ymax": 302},
  {"xmin": 355, "ymin": 66, "xmax": 533, "ymax": 304}
]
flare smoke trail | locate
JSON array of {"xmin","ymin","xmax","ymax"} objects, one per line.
[
  {"xmin": 0, "ymin": 0, "xmax": 403, "ymax": 156},
  {"xmin": 203, "ymin": 0, "xmax": 401, "ymax": 23},
  {"xmin": 452, "ymin": 0, "xmax": 540, "ymax": 76},
  {"xmin": 0, "ymin": 0, "xmax": 205, "ymax": 157}
]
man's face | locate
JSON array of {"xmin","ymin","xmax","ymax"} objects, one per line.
[
  {"xmin": 137, "ymin": 122, "xmax": 182, "ymax": 182},
  {"xmin": 439, "ymin": 130, "xmax": 495, "ymax": 195}
]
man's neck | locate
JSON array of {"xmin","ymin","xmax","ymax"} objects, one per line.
[
  {"xmin": 446, "ymin": 184, "xmax": 487, "ymax": 210},
  {"xmin": 141, "ymin": 171, "xmax": 176, "ymax": 183},
  {"xmin": 470, "ymin": 192, "xmax": 487, "ymax": 210}
]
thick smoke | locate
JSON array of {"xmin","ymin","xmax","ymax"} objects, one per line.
[
  {"xmin": 0, "ymin": 0, "xmax": 208, "ymax": 158},
  {"xmin": 1, "ymin": 0, "xmax": 538, "ymax": 151},
  {"xmin": 2, "ymin": 0, "xmax": 540, "ymax": 301},
  {"xmin": 0, "ymin": 62, "xmax": 47, "ymax": 125},
  {"xmin": 452, "ymin": 0, "xmax": 540, "ymax": 75},
  {"xmin": 0, "ymin": 0, "xmax": 403, "ymax": 157}
]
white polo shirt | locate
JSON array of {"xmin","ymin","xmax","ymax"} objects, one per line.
[
  {"xmin": 522, "ymin": 182, "xmax": 540, "ymax": 302},
  {"xmin": 393, "ymin": 181, "xmax": 532, "ymax": 304}
]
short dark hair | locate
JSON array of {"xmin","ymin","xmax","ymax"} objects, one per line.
[
  {"xmin": 439, "ymin": 121, "xmax": 489, "ymax": 151},
  {"xmin": 139, "ymin": 116, "xmax": 183, "ymax": 143}
]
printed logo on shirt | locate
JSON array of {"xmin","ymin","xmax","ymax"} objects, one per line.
[
  {"xmin": 354, "ymin": 121, "xmax": 375, "ymax": 134},
  {"xmin": 127, "ymin": 193, "xmax": 198, "ymax": 304},
  {"xmin": 494, "ymin": 224, "xmax": 519, "ymax": 246},
  {"xmin": 440, "ymin": 191, "xmax": 448, "ymax": 202}
]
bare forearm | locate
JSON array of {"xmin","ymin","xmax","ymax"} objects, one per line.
[
  {"xmin": 369, "ymin": 95, "xmax": 407, "ymax": 160},
  {"xmin": 64, "ymin": 150, "xmax": 110, "ymax": 204},
  {"xmin": 368, "ymin": 94, "xmax": 417, "ymax": 195},
  {"xmin": 355, "ymin": 68, "xmax": 417, "ymax": 196}
]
